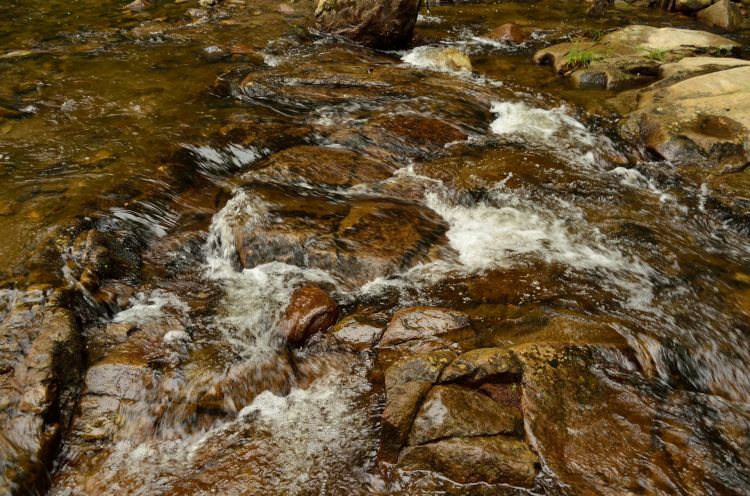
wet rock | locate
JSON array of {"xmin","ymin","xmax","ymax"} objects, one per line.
[
  {"xmin": 533, "ymin": 26, "xmax": 740, "ymax": 90},
  {"xmin": 233, "ymin": 187, "xmax": 448, "ymax": 287},
  {"xmin": 517, "ymin": 345, "xmax": 743, "ymax": 494},
  {"xmin": 439, "ymin": 347, "xmax": 521, "ymax": 384},
  {"xmin": 619, "ymin": 66, "xmax": 750, "ymax": 166},
  {"xmin": 697, "ymin": 0, "xmax": 743, "ymax": 31},
  {"xmin": 385, "ymin": 351, "xmax": 456, "ymax": 391},
  {"xmin": 329, "ymin": 315, "xmax": 384, "ymax": 351},
  {"xmin": 315, "ymin": 0, "xmax": 420, "ymax": 49},
  {"xmin": 354, "ymin": 113, "xmax": 468, "ymax": 161},
  {"xmin": 405, "ymin": 47, "xmax": 472, "ymax": 72},
  {"xmin": 489, "ymin": 23, "xmax": 526, "ymax": 44},
  {"xmin": 0, "ymin": 303, "xmax": 82, "ymax": 495},
  {"xmin": 408, "ymin": 385, "xmax": 523, "ymax": 445},
  {"xmin": 398, "ymin": 435, "xmax": 539, "ymax": 486},
  {"xmin": 379, "ymin": 307, "xmax": 475, "ymax": 353},
  {"xmin": 382, "ymin": 380, "xmax": 432, "ymax": 446},
  {"xmin": 659, "ymin": 56, "xmax": 750, "ymax": 81},
  {"xmin": 245, "ymin": 145, "xmax": 396, "ymax": 189},
  {"xmin": 84, "ymin": 359, "xmax": 147, "ymax": 401},
  {"xmin": 126, "ymin": 0, "xmax": 151, "ymax": 12},
  {"xmin": 281, "ymin": 286, "xmax": 338, "ymax": 347}
]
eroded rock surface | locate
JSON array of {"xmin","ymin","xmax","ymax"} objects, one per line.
[{"xmin": 315, "ymin": 0, "xmax": 421, "ymax": 49}]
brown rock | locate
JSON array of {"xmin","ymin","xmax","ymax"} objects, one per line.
[
  {"xmin": 281, "ymin": 287, "xmax": 338, "ymax": 347},
  {"xmin": 490, "ymin": 23, "xmax": 526, "ymax": 44},
  {"xmin": 398, "ymin": 435, "xmax": 539, "ymax": 486},
  {"xmin": 379, "ymin": 307, "xmax": 475, "ymax": 352},
  {"xmin": 408, "ymin": 385, "xmax": 523, "ymax": 445},
  {"xmin": 245, "ymin": 145, "xmax": 395, "ymax": 189},
  {"xmin": 439, "ymin": 347, "xmax": 521, "ymax": 384},
  {"xmin": 315, "ymin": 0, "xmax": 421, "ymax": 49},
  {"xmin": 232, "ymin": 187, "xmax": 448, "ymax": 287},
  {"xmin": 329, "ymin": 316, "xmax": 384, "ymax": 351},
  {"xmin": 382, "ymin": 380, "xmax": 432, "ymax": 446},
  {"xmin": 385, "ymin": 351, "xmax": 456, "ymax": 391}
]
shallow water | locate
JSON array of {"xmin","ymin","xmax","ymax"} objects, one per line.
[{"xmin": 2, "ymin": 0, "xmax": 750, "ymax": 494}]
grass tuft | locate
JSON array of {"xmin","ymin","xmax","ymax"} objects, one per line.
[{"xmin": 563, "ymin": 47, "xmax": 603, "ymax": 70}]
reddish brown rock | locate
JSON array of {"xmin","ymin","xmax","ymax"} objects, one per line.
[
  {"xmin": 439, "ymin": 347, "xmax": 521, "ymax": 384},
  {"xmin": 281, "ymin": 287, "xmax": 338, "ymax": 347},
  {"xmin": 378, "ymin": 307, "xmax": 475, "ymax": 353},
  {"xmin": 490, "ymin": 23, "xmax": 526, "ymax": 44},
  {"xmin": 315, "ymin": 0, "xmax": 421, "ymax": 49}
]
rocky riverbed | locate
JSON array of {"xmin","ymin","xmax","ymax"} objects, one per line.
[{"xmin": 1, "ymin": 0, "xmax": 749, "ymax": 494}]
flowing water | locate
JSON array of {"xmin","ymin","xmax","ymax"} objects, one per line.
[{"xmin": 1, "ymin": 0, "xmax": 750, "ymax": 494}]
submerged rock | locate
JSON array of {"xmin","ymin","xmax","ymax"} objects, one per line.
[
  {"xmin": 398, "ymin": 435, "xmax": 539, "ymax": 486},
  {"xmin": 403, "ymin": 46, "xmax": 473, "ymax": 73},
  {"xmin": 315, "ymin": 0, "xmax": 421, "ymax": 49},
  {"xmin": 489, "ymin": 23, "xmax": 526, "ymax": 44},
  {"xmin": 281, "ymin": 286, "xmax": 338, "ymax": 347}
]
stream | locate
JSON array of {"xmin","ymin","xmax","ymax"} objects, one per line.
[{"xmin": 1, "ymin": 0, "xmax": 749, "ymax": 494}]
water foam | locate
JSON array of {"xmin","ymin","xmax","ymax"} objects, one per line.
[{"xmin": 490, "ymin": 100, "xmax": 624, "ymax": 169}]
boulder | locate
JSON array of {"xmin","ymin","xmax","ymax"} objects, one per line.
[
  {"xmin": 378, "ymin": 307, "xmax": 476, "ymax": 353},
  {"xmin": 619, "ymin": 66, "xmax": 750, "ymax": 166},
  {"xmin": 489, "ymin": 23, "xmax": 526, "ymax": 44},
  {"xmin": 398, "ymin": 435, "xmax": 539, "ymax": 486},
  {"xmin": 533, "ymin": 26, "xmax": 740, "ymax": 90},
  {"xmin": 408, "ymin": 385, "xmax": 523, "ymax": 445},
  {"xmin": 439, "ymin": 347, "xmax": 521, "ymax": 384},
  {"xmin": 280, "ymin": 287, "xmax": 338, "ymax": 347},
  {"xmin": 674, "ymin": 0, "xmax": 713, "ymax": 12},
  {"xmin": 659, "ymin": 56, "xmax": 750, "ymax": 81},
  {"xmin": 697, "ymin": 0, "xmax": 743, "ymax": 31},
  {"xmin": 315, "ymin": 0, "xmax": 421, "ymax": 49}
]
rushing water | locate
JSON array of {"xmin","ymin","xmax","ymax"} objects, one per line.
[{"xmin": 2, "ymin": 0, "xmax": 750, "ymax": 494}]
